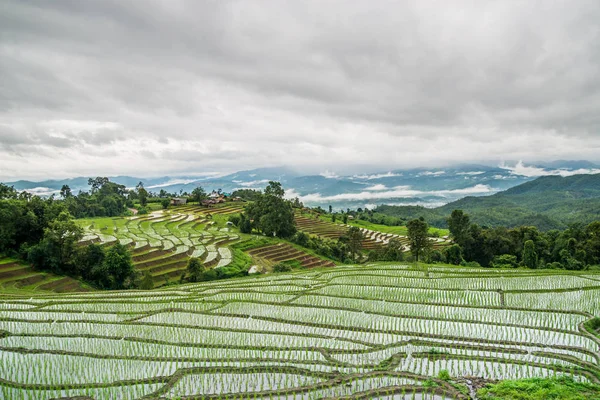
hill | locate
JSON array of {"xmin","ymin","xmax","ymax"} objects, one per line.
[
  {"xmin": 0, "ymin": 264, "xmax": 599, "ymax": 398},
  {"xmin": 376, "ymin": 173, "xmax": 600, "ymax": 229}
]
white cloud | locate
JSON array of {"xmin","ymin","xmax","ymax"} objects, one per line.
[
  {"xmin": 147, "ymin": 178, "xmax": 204, "ymax": 189},
  {"xmin": 290, "ymin": 184, "xmax": 495, "ymax": 203},
  {"xmin": 320, "ymin": 170, "xmax": 339, "ymax": 179},
  {"xmin": 22, "ymin": 187, "xmax": 60, "ymax": 196},
  {"xmin": 456, "ymin": 171, "xmax": 485, "ymax": 176},
  {"xmin": 352, "ymin": 172, "xmax": 403, "ymax": 180},
  {"xmin": 417, "ymin": 171, "xmax": 445, "ymax": 177},
  {"xmin": 365, "ymin": 184, "xmax": 388, "ymax": 191},
  {"xmin": 239, "ymin": 179, "xmax": 271, "ymax": 187},
  {"xmin": 500, "ymin": 161, "xmax": 600, "ymax": 177}
]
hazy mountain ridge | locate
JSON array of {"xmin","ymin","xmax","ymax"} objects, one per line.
[
  {"xmin": 4, "ymin": 161, "xmax": 599, "ymax": 213},
  {"xmin": 376, "ymin": 173, "xmax": 600, "ymax": 230}
]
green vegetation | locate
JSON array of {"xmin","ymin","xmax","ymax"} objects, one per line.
[
  {"xmin": 446, "ymin": 209, "xmax": 600, "ymax": 269},
  {"xmin": 243, "ymin": 181, "xmax": 296, "ymax": 238},
  {"xmin": 478, "ymin": 376, "xmax": 600, "ymax": 399},
  {"xmin": 407, "ymin": 217, "xmax": 432, "ymax": 262},
  {"xmin": 376, "ymin": 173, "xmax": 600, "ymax": 230},
  {"xmin": 322, "ymin": 212, "xmax": 449, "ymax": 237}
]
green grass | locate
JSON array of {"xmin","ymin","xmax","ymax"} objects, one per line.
[
  {"xmin": 478, "ymin": 377, "xmax": 600, "ymax": 400},
  {"xmin": 319, "ymin": 214, "xmax": 449, "ymax": 237}
]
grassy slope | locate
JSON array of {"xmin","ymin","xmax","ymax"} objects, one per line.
[
  {"xmin": 478, "ymin": 377, "xmax": 600, "ymax": 400},
  {"xmin": 319, "ymin": 214, "xmax": 449, "ymax": 236},
  {"xmin": 376, "ymin": 174, "xmax": 600, "ymax": 230}
]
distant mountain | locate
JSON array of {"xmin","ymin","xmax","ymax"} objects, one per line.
[
  {"xmin": 536, "ymin": 160, "xmax": 599, "ymax": 170},
  {"xmin": 4, "ymin": 161, "xmax": 599, "ymax": 215},
  {"xmin": 375, "ymin": 173, "xmax": 600, "ymax": 230}
]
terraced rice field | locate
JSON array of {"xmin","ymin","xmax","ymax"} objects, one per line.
[
  {"xmin": 295, "ymin": 214, "xmax": 450, "ymax": 251},
  {"xmin": 79, "ymin": 203, "xmax": 245, "ymax": 286},
  {"xmin": 0, "ymin": 259, "xmax": 91, "ymax": 293},
  {"xmin": 1, "ymin": 264, "xmax": 599, "ymax": 399},
  {"xmin": 248, "ymin": 243, "xmax": 336, "ymax": 268}
]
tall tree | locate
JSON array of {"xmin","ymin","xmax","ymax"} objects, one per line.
[
  {"xmin": 60, "ymin": 185, "xmax": 72, "ymax": 199},
  {"xmin": 342, "ymin": 226, "xmax": 364, "ymax": 262},
  {"xmin": 447, "ymin": 210, "xmax": 471, "ymax": 247},
  {"xmin": 407, "ymin": 218, "xmax": 432, "ymax": 263},
  {"xmin": 187, "ymin": 257, "xmax": 205, "ymax": 282},
  {"xmin": 92, "ymin": 243, "xmax": 137, "ymax": 289},
  {"xmin": 522, "ymin": 240, "xmax": 538, "ymax": 269},
  {"xmin": 140, "ymin": 271, "xmax": 154, "ymax": 290},
  {"xmin": 27, "ymin": 211, "xmax": 83, "ymax": 274},
  {"xmin": 245, "ymin": 181, "xmax": 296, "ymax": 238},
  {"xmin": 137, "ymin": 186, "xmax": 148, "ymax": 207},
  {"xmin": 191, "ymin": 187, "xmax": 207, "ymax": 204}
]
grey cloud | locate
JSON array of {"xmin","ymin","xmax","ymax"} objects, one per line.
[{"xmin": 1, "ymin": 0, "xmax": 600, "ymax": 180}]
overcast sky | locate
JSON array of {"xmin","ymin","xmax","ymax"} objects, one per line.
[{"xmin": 1, "ymin": 1, "xmax": 600, "ymax": 180}]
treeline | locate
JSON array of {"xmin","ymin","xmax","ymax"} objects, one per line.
[
  {"xmin": 444, "ymin": 210, "xmax": 600, "ymax": 269},
  {"xmin": 0, "ymin": 181, "xmax": 140, "ymax": 289}
]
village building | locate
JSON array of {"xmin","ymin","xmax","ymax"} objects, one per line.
[{"xmin": 170, "ymin": 198, "xmax": 187, "ymax": 206}]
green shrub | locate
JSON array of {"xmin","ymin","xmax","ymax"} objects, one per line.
[
  {"xmin": 438, "ymin": 369, "xmax": 450, "ymax": 381},
  {"xmin": 491, "ymin": 254, "xmax": 518, "ymax": 268},
  {"xmin": 460, "ymin": 260, "xmax": 481, "ymax": 268},
  {"xmin": 273, "ymin": 263, "xmax": 293, "ymax": 273},
  {"xmin": 137, "ymin": 207, "xmax": 148, "ymax": 215}
]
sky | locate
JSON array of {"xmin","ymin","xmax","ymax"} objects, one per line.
[{"xmin": 1, "ymin": 0, "xmax": 600, "ymax": 180}]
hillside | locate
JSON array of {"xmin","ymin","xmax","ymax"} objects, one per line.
[
  {"xmin": 376, "ymin": 174, "xmax": 600, "ymax": 230},
  {"xmin": 0, "ymin": 264, "xmax": 599, "ymax": 399}
]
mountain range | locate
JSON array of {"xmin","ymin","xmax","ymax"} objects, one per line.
[
  {"xmin": 376, "ymin": 173, "xmax": 600, "ymax": 230},
  {"xmin": 4, "ymin": 160, "xmax": 600, "ymax": 213}
]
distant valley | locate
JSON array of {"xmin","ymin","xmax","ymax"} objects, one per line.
[{"xmin": 5, "ymin": 160, "xmax": 600, "ymax": 212}]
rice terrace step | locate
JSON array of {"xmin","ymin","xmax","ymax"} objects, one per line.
[{"xmin": 0, "ymin": 264, "xmax": 599, "ymax": 399}]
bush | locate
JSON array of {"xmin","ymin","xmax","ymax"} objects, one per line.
[
  {"xmin": 438, "ymin": 369, "xmax": 450, "ymax": 381},
  {"xmin": 228, "ymin": 214, "xmax": 241, "ymax": 227},
  {"xmin": 273, "ymin": 263, "xmax": 293, "ymax": 273},
  {"xmin": 460, "ymin": 260, "xmax": 481, "ymax": 268},
  {"xmin": 545, "ymin": 261, "xmax": 563, "ymax": 270},
  {"xmin": 161, "ymin": 199, "xmax": 170, "ymax": 209},
  {"xmin": 428, "ymin": 250, "xmax": 445, "ymax": 264},
  {"xmin": 443, "ymin": 244, "xmax": 463, "ymax": 265},
  {"xmin": 491, "ymin": 254, "xmax": 518, "ymax": 268},
  {"xmin": 137, "ymin": 207, "xmax": 148, "ymax": 215}
]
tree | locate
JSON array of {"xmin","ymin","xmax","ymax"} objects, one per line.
[
  {"xmin": 342, "ymin": 226, "xmax": 364, "ymax": 262},
  {"xmin": 27, "ymin": 211, "xmax": 83, "ymax": 275},
  {"xmin": 244, "ymin": 182, "xmax": 296, "ymax": 238},
  {"xmin": 161, "ymin": 198, "xmax": 170, "ymax": 209},
  {"xmin": 191, "ymin": 187, "xmax": 207, "ymax": 204},
  {"xmin": 187, "ymin": 257, "xmax": 205, "ymax": 282},
  {"xmin": 60, "ymin": 185, "xmax": 72, "ymax": 199},
  {"xmin": 407, "ymin": 218, "xmax": 431, "ymax": 263},
  {"xmin": 92, "ymin": 243, "xmax": 137, "ymax": 289},
  {"xmin": 443, "ymin": 244, "xmax": 464, "ymax": 265},
  {"xmin": 522, "ymin": 240, "xmax": 538, "ymax": 269},
  {"xmin": 329, "ymin": 205, "xmax": 333, "ymax": 214},
  {"xmin": 332, "ymin": 214, "xmax": 337, "ymax": 223},
  {"xmin": 239, "ymin": 214, "xmax": 252, "ymax": 234},
  {"xmin": 137, "ymin": 186, "xmax": 148, "ymax": 207},
  {"xmin": 342, "ymin": 214, "xmax": 348, "ymax": 224},
  {"xmin": 139, "ymin": 271, "xmax": 154, "ymax": 290},
  {"xmin": 381, "ymin": 238, "xmax": 404, "ymax": 261},
  {"xmin": 76, "ymin": 243, "xmax": 105, "ymax": 279},
  {"xmin": 447, "ymin": 210, "xmax": 471, "ymax": 247},
  {"xmin": 88, "ymin": 177, "xmax": 110, "ymax": 194}
]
